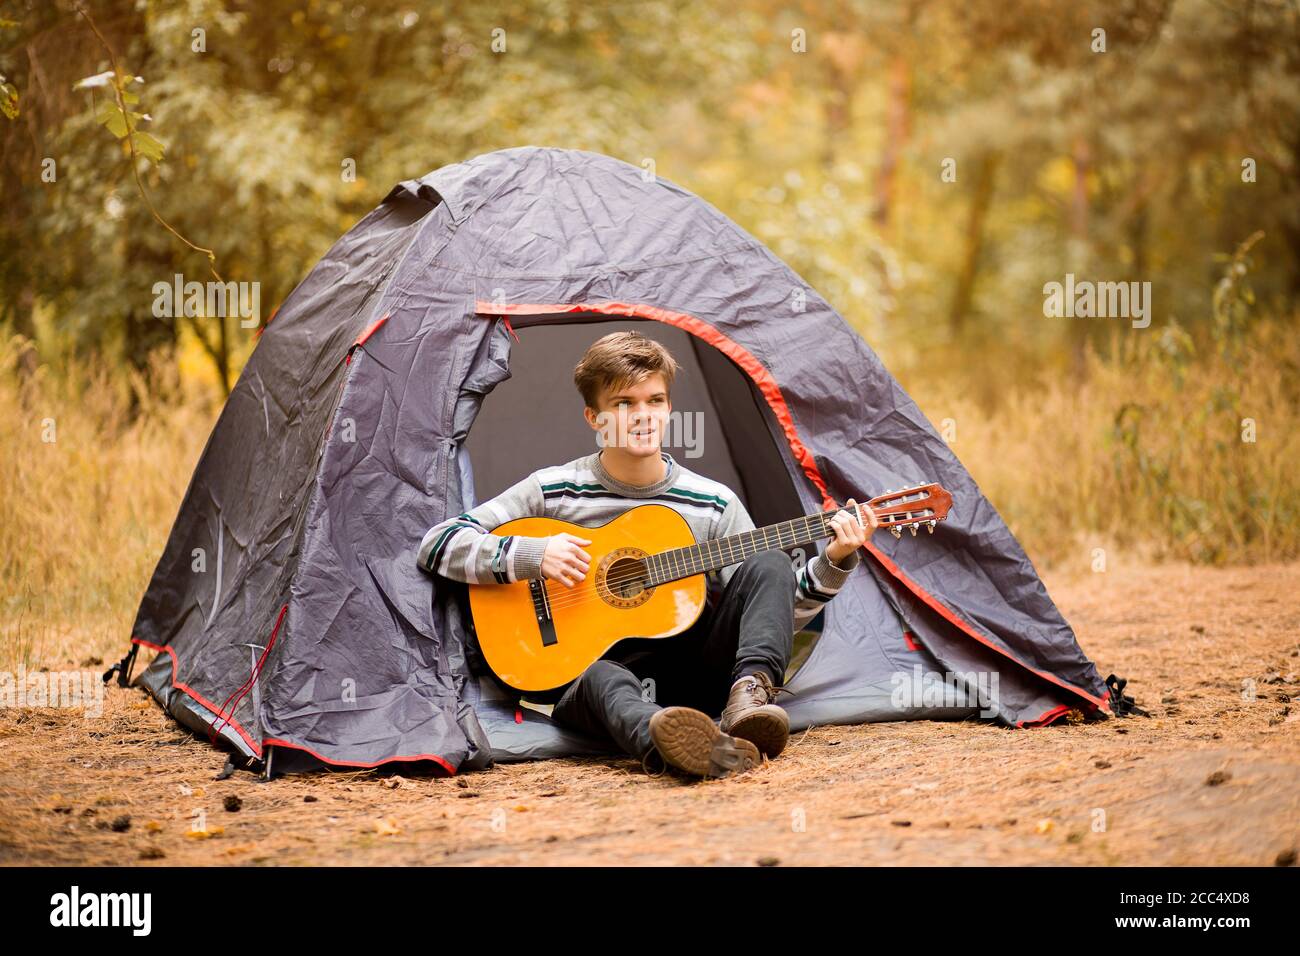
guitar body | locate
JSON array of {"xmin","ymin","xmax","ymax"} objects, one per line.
[
  {"xmin": 467, "ymin": 504, "xmax": 707, "ymax": 693},
  {"xmin": 463, "ymin": 480, "xmax": 953, "ymax": 694}
]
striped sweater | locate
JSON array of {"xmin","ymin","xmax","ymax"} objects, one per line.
[{"xmin": 416, "ymin": 449, "xmax": 861, "ymax": 634}]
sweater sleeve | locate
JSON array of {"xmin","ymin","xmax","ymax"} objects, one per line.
[
  {"xmin": 712, "ymin": 494, "xmax": 862, "ymax": 634},
  {"xmin": 416, "ymin": 473, "xmax": 551, "ymax": 584}
]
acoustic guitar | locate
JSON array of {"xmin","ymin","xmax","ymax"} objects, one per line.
[{"xmin": 466, "ymin": 483, "xmax": 953, "ymax": 692}]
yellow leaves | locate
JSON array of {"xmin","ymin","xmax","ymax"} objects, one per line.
[
  {"xmin": 186, "ymin": 824, "xmax": 225, "ymax": 839},
  {"xmin": 373, "ymin": 817, "xmax": 401, "ymax": 836},
  {"xmin": 1036, "ymin": 156, "xmax": 1099, "ymax": 199},
  {"xmin": 1, "ymin": 79, "xmax": 18, "ymax": 121},
  {"xmin": 1036, "ymin": 156, "xmax": 1076, "ymax": 196},
  {"xmin": 1035, "ymin": 819, "xmax": 1055, "ymax": 834}
]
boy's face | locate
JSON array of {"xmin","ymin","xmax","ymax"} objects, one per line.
[{"xmin": 585, "ymin": 372, "xmax": 671, "ymax": 458}]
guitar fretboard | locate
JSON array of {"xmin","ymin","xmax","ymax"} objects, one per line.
[{"xmin": 642, "ymin": 508, "xmax": 852, "ymax": 587}]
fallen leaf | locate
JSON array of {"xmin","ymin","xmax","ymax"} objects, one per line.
[{"xmin": 185, "ymin": 825, "xmax": 225, "ymax": 840}]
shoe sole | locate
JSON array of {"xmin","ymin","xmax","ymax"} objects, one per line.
[
  {"xmin": 648, "ymin": 707, "xmax": 760, "ymax": 779},
  {"xmin": 726, "ymin": 706, "xmax": 790, "ymax": 759}
]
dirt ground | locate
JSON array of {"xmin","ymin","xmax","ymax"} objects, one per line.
[{"xmin": 1, "ymin": 561, "xmax": 1297, "ymax": 867}]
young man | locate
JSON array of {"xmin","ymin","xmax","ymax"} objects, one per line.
[{"xmin": 417, "ymin": 331, "xmax": 876, "ymax": 779}]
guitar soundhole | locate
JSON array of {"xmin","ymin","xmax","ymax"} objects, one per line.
[{"xmin": 596, "ymin": 549, "xmax": 654, "ymax": 609}]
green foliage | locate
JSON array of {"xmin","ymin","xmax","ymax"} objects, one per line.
[{"xmin": 80, "ymin": 72, "xmax": 166, "ymax": 163}]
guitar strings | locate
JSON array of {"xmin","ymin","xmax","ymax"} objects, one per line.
[
  {"xmin": 523, "ymin": 536, "xmax": 844, "ymax": 614},
  {"xmin": 530, "ymin": 518, "xmax": 838, "ymax": 612},
  {"xmin": 517, "ymin": 548, "xmax": 781, "ymax": 614},
  {"xmin": 532, "ymin": 546, "xmax": 855, "ymax": 614},
  {"xmin": 527, "ymin": 573, "xmax": 696, "ymax": 614},
  {"xmin": 520, "ymin": 560, "xmax": 733, "ymax": 614},
  {"xmin": 522, "ymin": 515, "xmax": 895, "ymax": 613},
  {"xmin": 489, "ymin": 503, "xmax": 920, "ymax": 614}
]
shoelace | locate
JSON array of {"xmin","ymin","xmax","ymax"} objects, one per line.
[
  {"xmin": 736, "ymin": 675, "xmax": 795, "ymax": 707},
  {"xmin": 641, "ymin": 747, "xmax": 668, "ymax": 777}
]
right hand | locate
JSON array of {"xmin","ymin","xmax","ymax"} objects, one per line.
[{"xmin": 540, "ymin": 533, "xmax": 592, "ymax": 588}]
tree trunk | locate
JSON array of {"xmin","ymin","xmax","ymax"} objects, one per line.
[
  {"xmin": 872, "ymin": 53, "xmax": 912, "ymax": 233},
  {"xmin": 948, "ymin": 152, "xmax": 1000, "ymax": 335}
]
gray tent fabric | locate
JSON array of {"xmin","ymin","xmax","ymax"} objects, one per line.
[{"xmin": 123, "ymin": 146, "xmax": 1114, "ymax": 777}]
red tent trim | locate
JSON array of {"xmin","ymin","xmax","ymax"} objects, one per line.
[
  {"xmin": 131, "ymin": 636, "xmax": 264, "ymax": 758},
  {"xmin": 262, "ymin": 737, "xmax": 457, "ymax": 775}
]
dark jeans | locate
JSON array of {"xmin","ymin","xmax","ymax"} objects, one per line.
[{"xmin": 551, "ymin": 549, "xmax": 796, "ymax": 762}]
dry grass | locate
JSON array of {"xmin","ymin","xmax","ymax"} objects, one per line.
[
  {"xmin": 912, "ymin": 317, "xmax": 1300, "ymax": 568},
  {"xmin": 0, "ymin": 344, "xmax": 217, "ymax": 674}
]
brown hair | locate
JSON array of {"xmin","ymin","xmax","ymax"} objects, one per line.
[{"xmin": 573, "ymin": 330, "xmax": 680, "ymax": 409}]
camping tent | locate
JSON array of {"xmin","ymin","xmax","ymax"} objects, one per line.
[{"xmin": 113, "ymin": 146, "xmax": 1118, "ymax": 778}]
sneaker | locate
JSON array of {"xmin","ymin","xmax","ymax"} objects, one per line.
[
  {"xmin": 647, "ymin": 706, "xmax": 760, "ymax": 779},
  {"xmin": 719, "ymin": 671, "xmax": 792, "ymax": 758}
]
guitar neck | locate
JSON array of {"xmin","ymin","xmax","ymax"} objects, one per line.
[{"xmin": 643, "ymin": 508, "xmax": 852, "ymax": 587}]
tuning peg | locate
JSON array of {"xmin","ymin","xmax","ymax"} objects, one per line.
[
  {"xmin": 927, "ymin": 520, "xmax": 936, "ymax": 533},
  {"xmin": 890, "ymin": 527, "xmax": 902, "ymax": 540},
  {"xmin": 909, "ymin": 524, "xmax": 918, "ymax": 536}
]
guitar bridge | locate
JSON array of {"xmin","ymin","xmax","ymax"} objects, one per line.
[{"xmin": 528, "ymin": 578, "xmax": 558, "ymax": 647}]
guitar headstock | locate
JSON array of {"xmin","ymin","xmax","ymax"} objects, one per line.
[{"xmin": 859, "ymin": 483, "xmax": 953, "ymax": 539}]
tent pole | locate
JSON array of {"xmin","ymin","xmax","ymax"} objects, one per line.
[{"xmin": 101, "ymin": 643, "xmax": 139, "ymax": 688}]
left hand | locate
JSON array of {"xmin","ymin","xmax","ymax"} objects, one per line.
[{"xmin": 825, "ymin": 497, "xmax": 877, "ymax": 566}]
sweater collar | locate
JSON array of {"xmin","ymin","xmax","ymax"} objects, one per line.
[{"xmin": 590, "ymin": 448, "xmax": 679, "ymax": 498}]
